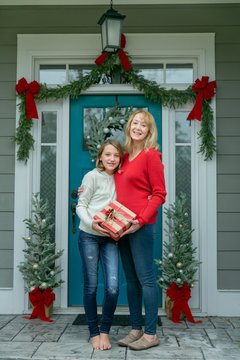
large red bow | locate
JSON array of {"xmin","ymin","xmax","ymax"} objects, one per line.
[
  {"xmin": 24, "ymin": 287, "xmax": 55, "ymax": 322},
  {"xmin": 95, "ymin": 34, "xmax": 131, "ymax": 71},
  {"xmin": 16, "ymin": 77, "xmax": 40, "ymax": 120},
  {"xmin": 187, "ymin": 76, "xmax": 216, "ymax": 121},
  {"xmin": 166, "ymin": 282, "xmax": 202, "ymax": 324}
]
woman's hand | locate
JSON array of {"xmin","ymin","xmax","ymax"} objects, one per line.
[
  {"xmin": 92, "ymin": 219, "xmax": 111, "ymax": 236},
  {"xmin": 120, "ymin": 219, "xmax": 140, "ymax": 237},
  {"xmin": 78, "ymin": 186, "xmax": 84, "ymax": 197}
]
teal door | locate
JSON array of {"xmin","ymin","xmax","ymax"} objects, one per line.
[{"xmin": 68, "ymin": 94, "xmax": 162, "ymax": 306}]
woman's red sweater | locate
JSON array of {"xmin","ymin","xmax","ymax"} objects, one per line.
[{"xmin": 114, "ymin": 148, "xmax": 167, "ymax": 227}]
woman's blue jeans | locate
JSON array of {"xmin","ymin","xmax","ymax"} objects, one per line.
[
  {"xmin": 78, "ymin": 230, "xmax": 119, "ymax": 337},
  {"xmin": 118, "ymin": 223, "xmax": 158, "ymax": 335}
]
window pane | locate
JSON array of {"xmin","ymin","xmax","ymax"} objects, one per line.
[
  {"xmin": 83, "ymin": 108, "xmax": 104, "ymax": 151},
  {"xmin": 69, "ymin": 65, "xmax": 110, "ymax": 84},
  {"xmin": 40, "ymin": 146, "xmax": 56, "ymax": 240},
  {"xmin": 175, "ymin": 112, "xmax": 191, "ymax": 143},
  {"xmin": 176, "ymin": 146, "xmax": 191, "ymax": 217},
  {"xmin": 83, "ymin": 106, "xmax": 148, "ymax": 150},
  {"xmin": 166, "ymin": 64, "xmax": 193, "ymax": 83},
  {"xmin": 41, "ymin": 112, "xmax": 57, "ymax": 143},
  {"xmin": 40, "ymin": 65, "xmax": 66, "ymax": 85},
  {"xmin": 69, "ymin": 65, "xmax": 92, "ymax": 82},
  {"xmin": 138, "ymin": 67, "xmax": 163, "ymax": 84}
]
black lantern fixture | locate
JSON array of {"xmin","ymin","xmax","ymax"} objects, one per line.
[{"xmin": 98, "ymin": 0, "xmax": 125, "ymax": 53}]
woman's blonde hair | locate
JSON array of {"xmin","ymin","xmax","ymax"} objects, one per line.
[
  {"xmin": 124, "ymin": 110, "xmax": 159, "ymax": 153},
  {"xmin": 96, "ymin": 139, "xmax": 124, "ymax": 172}
]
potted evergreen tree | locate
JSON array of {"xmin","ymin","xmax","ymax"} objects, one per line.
[
  {"xmin": 156, "ymin": 193, "xmax": 201, "ymax": 323},
  {"xmin": 18, "ymin": 193, "xmax": 64, "ymax": 321}
]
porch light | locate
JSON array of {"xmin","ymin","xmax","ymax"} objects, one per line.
[{"xmin": 98, "ymin": 0, "xmax": 125, "ymax": 53}]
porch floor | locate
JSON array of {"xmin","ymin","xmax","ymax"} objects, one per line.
[{"xmin": 0, "ymin": 314, "xmax": 240, "ymax": 359}]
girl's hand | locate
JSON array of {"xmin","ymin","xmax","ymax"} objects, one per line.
[
  {"xmin": 120, "ymin": 219, "xmax": 140, "ymax": 237},
  {"xmin": 92, "ymin": 219, "xmax": 111, "ymax": 236},
  {"xmin": 78, "ymin": 186, "xmax": 84, "ymax": 197}
]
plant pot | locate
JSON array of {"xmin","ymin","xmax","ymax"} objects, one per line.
[
  {"xmin": 30, "ymin": 301, "xmax": 53, "ymax": 318},
  {"xmin": 165, "ymin": 296, "xmax": 185, "ymax": 320}
]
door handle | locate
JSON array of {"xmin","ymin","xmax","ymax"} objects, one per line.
[{"xmin": 71, "ymin": 201, "xmax": 77, "ymax": 233}]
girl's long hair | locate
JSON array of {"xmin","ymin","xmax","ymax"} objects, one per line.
[
  {"xmin": 96, "ymin": 139, "xmax": 124, "ymax": 173},
  {"xmin": 124, "ymin": 110, "xmax": 159, "ymax": 154}
]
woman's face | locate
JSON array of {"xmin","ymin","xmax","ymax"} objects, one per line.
[
  {"xmin": 130, "ymin": 112, "xmax": 149, "ymax": 143},
  {"xmin": 100, "ymin": 144, "xmax": 121, "ymax": 175}
]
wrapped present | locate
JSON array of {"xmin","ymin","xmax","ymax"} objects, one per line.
[{"xmin": 94, "ymin": 200, "xmax": 137, "ymax": 240}]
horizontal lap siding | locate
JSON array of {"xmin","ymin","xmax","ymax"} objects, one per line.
[
  {"xmin": 0, "ymin": 4, "xmax": 239, "ymax": 289},
  {"xmin": 0, "ymin": 19, "xmax": 16, "ymax": 287},
  {"xmin": 216, "ymin": 29, "xmax": 240, "ymax": 288}
]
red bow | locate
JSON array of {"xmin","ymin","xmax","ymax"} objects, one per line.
[
  {"xmin": 166, "ymin": 282, "xmax": 202, "ymax": 324},
  {"xmin": 24, "ymin": 287, "xmax": 55, "ymax": 322},
  {"xmin": 95, "ymin": 34, "xmax": 132, "ymax": 71},
  {"xmin": 187, "ymin": 76, "xmax": 216, "ymax": 121},
  {"xmin": 16, "ymin": 77, "xmax": 40, "ymax": 120}
]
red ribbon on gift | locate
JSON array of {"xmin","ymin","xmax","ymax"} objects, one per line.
[
  {"xmin": 187, "ymin": 76, "xmax": 216, "ymax": 121},
  {"xmin": 16, "ymin": 77, "xmax": 40, "ymax": 120},
  {"xmin": 95, "ymin": 34, "xmax": 132, "ymax": 71},
  {"xmin": 24, "ymin": 287, "xmax": 55, "ymax": 322},
  {"xmin": 166, "ymin": 282, "xmax": 202, "ymax": 324}
]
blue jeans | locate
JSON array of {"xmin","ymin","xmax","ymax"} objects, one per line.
[
  {"xmin": 78, "ymin": 230, "xmax": 119, "ymax": 337},
  {"xmin": 118, "ymin": 223, "xmax": 158, "ymax": 335}
]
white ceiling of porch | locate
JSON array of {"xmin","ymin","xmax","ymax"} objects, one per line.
[{"xmin": 0, "ymin": 0, "xmax": 240, "ymax": 5}]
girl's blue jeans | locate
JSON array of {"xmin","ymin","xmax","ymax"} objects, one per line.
[
  {"xmin": 78, "ymin": 230, "xmax": 119, "ymax": 337},
  {"xmin": 118, "ymin": 223, "xmax": 158, "ymax": 335}
]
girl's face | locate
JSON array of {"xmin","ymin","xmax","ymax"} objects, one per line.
[
  {"xmin": 100, "ymin": 144, "xmax": 121, "ymax": 175},
  {"xmin": 130, "ymin": 112, "xmax": 149, "ymax": 143}
]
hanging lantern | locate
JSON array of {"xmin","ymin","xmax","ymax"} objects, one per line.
[{"xmin": 98, "ymin": 0, "xmax": 125, "ymax": 53}]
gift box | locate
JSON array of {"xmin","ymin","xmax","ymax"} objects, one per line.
[{"xmin": 94, "ymin": 200, "xmax": 137, "ymax": 240}]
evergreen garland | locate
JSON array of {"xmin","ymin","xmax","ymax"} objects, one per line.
[{"xmin": 14, "ymin": 52, "xmax": 216, "ymax": 163}]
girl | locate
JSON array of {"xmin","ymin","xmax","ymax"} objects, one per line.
[{"xmin": 76, "ymin": 139, "xmax": 124, "ymax": 351}]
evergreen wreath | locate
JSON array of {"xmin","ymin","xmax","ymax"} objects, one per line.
[
  {"xmin": 14, "ymin": 52, "xmax": 216, "ymax": 163},
  {"xmin": 86, "ymin": 105, "xmax": 132, "ymax": 161}
]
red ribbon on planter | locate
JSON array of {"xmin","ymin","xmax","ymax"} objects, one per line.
[
  {"xmin": 16, "ymin": 77, "xmax": 40, "ymax": 120},
  {"xmin": 24, "ymin": 287, "xmax": 55, "ymax": 322},
  {"xmin": 166, "ymin": 282, "xmax": 202, "ymax": 324},
  {"xmin": 187, "ymin": 76, "xmax": 216, "ymax": 121},
  {"xmin": 95, "ymin": 34, "xmax": 132, "ymax": 71}
]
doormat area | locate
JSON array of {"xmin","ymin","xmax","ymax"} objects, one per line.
[{"xmin": 72, "ymin": 314, "xmax": 162, "ymax": 326}]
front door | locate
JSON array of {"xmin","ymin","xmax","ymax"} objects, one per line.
[{"xmin": 68, "ymin": 94, "xmax": 162, "ymax": 306}]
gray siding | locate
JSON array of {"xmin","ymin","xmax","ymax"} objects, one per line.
[
  {"xmin": 0, "ymin": 15, "xmax": 15, "ymax": 287},
  {"xmin": 0, "ymin": 4, "xmax": 239, "ymax": 289}
]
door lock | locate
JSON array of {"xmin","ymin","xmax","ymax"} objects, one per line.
[{"xmin": 71, "ymin": 189, "xmax": 78, "ymax": 199}]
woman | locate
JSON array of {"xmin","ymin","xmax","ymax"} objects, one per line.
[
  {"xmin": 78, "ymin": 110, "xmax": 166, "ymax": 350},
  {"xmin": 115, "ymin": 110, "xmax": 166, "ymax": 350},
  {"xmin": 76, "ymin": 140, "xmax": 124, "ymax": 351}
]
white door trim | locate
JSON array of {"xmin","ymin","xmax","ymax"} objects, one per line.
[{"xmin": 3, "ymin": 32, "xmax": 225, "ymax": 315}]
